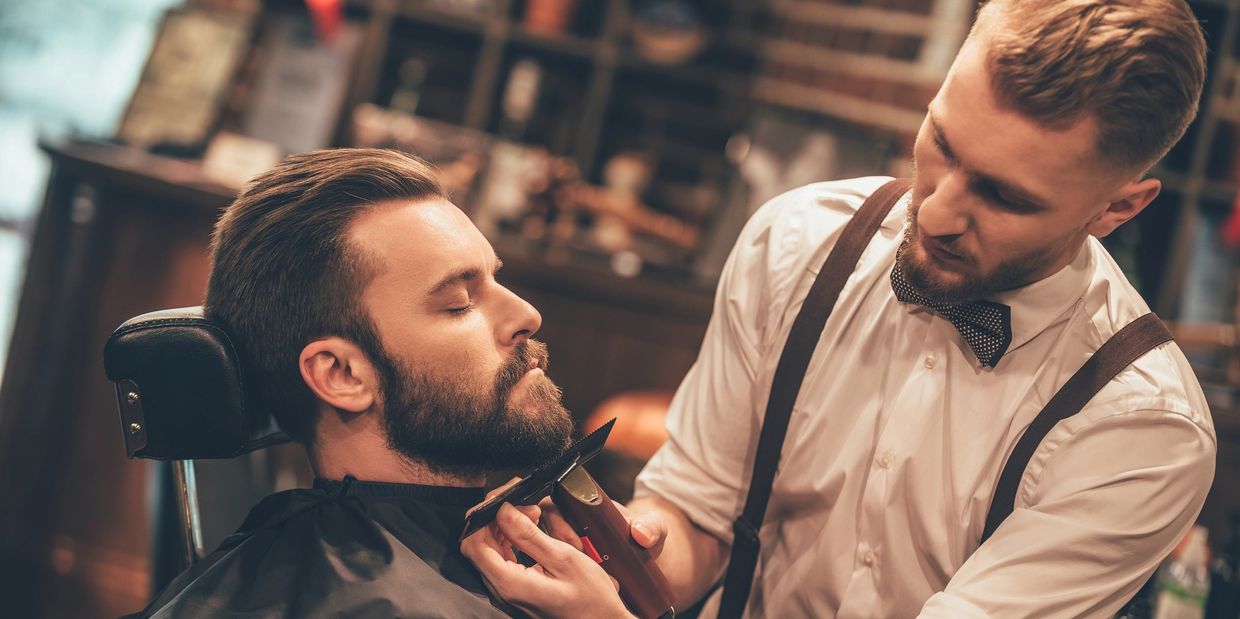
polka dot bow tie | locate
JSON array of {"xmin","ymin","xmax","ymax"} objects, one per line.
[{"xmin": 889, "ymin": 261, "xmax": 1013, "ymax": 368}]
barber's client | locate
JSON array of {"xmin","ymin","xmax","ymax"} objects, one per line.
[{"xmin": 129, "ymin": 148, "xmax": 581, "ymax": 618}]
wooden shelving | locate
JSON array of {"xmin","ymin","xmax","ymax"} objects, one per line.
[
  {"xmin": 342, "ymin": 0, "xmax": 761, "ymax": 213},
  {"xmin": 1158, "ymin": 0, "xmax": 1240, "ymax": 317}
]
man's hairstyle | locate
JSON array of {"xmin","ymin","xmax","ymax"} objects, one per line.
[
  {"xmin": 204, "ymin": 148, "xmax": 445, "ymax": 443},
  {"xmin": 974, "ymin": 0, "xmax": 1206, "ymax": 172}
]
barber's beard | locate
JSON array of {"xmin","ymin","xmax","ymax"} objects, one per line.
[
  {"xmin": 895, "ymin": 196, "xmax": 1073, "ymax": 305},
  {"xmin": 376, "ymin": 339, "xmax": 573, "ymax": 477}
]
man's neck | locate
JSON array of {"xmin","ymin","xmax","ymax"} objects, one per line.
[{"xmin": 309, "ymin": 431, "xmax": 486, "ymax": 488}]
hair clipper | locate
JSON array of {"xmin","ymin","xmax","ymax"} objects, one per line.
[{"xmin": 552, "ymin": 465, "xmax": 675, "ymax": 619}]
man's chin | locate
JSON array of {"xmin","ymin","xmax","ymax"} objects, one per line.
[{"xmin": 901, "ymin": 250, "xmax": 964, "ymax": 300}]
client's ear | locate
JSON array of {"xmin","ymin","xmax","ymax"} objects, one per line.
[{"xmin": 299, "ymin": 338, "xmax": 377, "ymax": 414}]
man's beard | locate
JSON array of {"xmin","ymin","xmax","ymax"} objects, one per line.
[
  {"xmin": 895, "ymin": 195, "xmax": 1075, "ymax": 305},
  {"xmin": 375, "ymin": 339, "xmax": 573, "ymax": 477}
]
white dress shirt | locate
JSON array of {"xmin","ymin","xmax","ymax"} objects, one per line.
[{"xmin": 634, "ymin": 177, "xmax": 1216, "ymax": 618}]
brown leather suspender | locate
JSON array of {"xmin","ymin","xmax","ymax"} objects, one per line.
[
  {"xmin": 717, "ymin": 178, "xmax": 913, "ymax": 618},
  {"xmin": 716, "ymin": 178, "xmax": 1175, "ymax": 618},
  {"xmin": 981, "ymin": 312, "xmax": 1173, "ymax": 542}
]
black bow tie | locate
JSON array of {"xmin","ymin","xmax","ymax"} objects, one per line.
[{"xmin": 890, "ymin": 261, "xmax": 1013, "ymax": 367}]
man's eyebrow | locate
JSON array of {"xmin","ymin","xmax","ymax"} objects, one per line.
[
  {"xmin": 928, "ymin": 115, "xmax": 1052, "ymax": 211},
  {"xmin": 929, "ymin": 116, "xmax": 959, "ymax": 165},
  {"xmin": 426, "ymin": 257, "xmax": 504, "ymax": 297}
]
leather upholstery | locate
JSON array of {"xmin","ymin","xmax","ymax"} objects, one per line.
[{"xmin": 103, "ymin": 306, "xmax": 288, "ymax": 460}]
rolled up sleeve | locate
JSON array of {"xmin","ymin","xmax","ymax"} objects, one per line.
[
  {"xmin": 920, "ymin": 408, "xmax": 1215, "ymax": 618},
  {"xmin": 633, "ymin": 193, "xmax": 798, "ymax": 543}
]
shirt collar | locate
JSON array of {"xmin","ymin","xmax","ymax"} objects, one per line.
[
  {"xmin": 990, "ymin": 239, "xmax": 1094, "ymax": 354},
  {"xmin": 313, "ymin": 476, "xmax": 487, "ymax": 506}
]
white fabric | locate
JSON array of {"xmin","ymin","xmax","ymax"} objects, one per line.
[{"xmin": 633, "ymin": 177, "xmax": 1217, "ymax": 619}]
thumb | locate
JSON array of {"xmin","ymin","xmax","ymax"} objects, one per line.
[{"xmin": 629, "ymin": 514, "xmax": 667, "ymax": 549}]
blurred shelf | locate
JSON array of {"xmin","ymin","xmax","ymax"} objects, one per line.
[
  {"xmin": 492, "ymin": 234, "xmax": 714, "ymax": 320},
  {"xmin": 753, "ymin": 76, "xmax": 926, "ymax": 134},
  {"xmin": 617, "ymin": 52, "xmax": 751, "ymax": 90},
  {"xmin": 761, "ymin": 38, "xmax": 932, "ymax": 83},
  {"xmin": 1189, "ymin": 0, "xmax": 1236, "ymax": 9},
  {"xmin": 38, "ymin": 138, "xmax": 716, "ymax": 318},
  {"xmin": 780, "ymin": 1, "xmax": 934, "ymax": 35},
  {"xmin": 508, "ymin": 25, "xmax": 600, "ymax": 60},
  {"xmin": 1199, "ymin": 379, "xmax": 1240, "ymax": 440},
  {"xmin": 1158, "ymin": 166, "xmax": 1189, "ymax": 192},
  {"xmin": 1205, "ymin": 178, "xmax": 1240, "ymax": 202},
  {"xmin": 391, "ymin": 0, "xmax": 491, "ymax": 35},
  {"xmin": 1156, "ymin": 166, "xmax": 1239, "ymax": 204},
  {"xmin": 38, "ymin": 138, "xmax": 236, "ymax": 211}
]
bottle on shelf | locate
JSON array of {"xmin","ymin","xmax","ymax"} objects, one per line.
[
  {"xmin": 1205, "ymin": 512, "xmax": 1240, "ymax": 619},
  {"xmin": 1154, "ymin": 526, "xmax": 1212, "ymax": 619},
  {"xmin": 389, "ymin": 58, "xmax": 428, "ymax": 117},
  {"xmin": 475, "ymin": 58, "xmax": 545, "ymax": 238}
]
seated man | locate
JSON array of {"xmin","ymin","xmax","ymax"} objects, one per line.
[{"xmin": 129, "ymin": 148, "xmax": 578, "ymax": 618}]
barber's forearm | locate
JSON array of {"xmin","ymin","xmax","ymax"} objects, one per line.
[{"xmin": 627, "ymin": 495, "xmax": 728, "ymax": 609}]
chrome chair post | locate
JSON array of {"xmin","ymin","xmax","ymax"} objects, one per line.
[{"xmin": 170, "ymin": 459, "xmax": 205, "ymax": 565}]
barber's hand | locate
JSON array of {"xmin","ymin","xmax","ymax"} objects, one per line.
[
  {"xmin": 534, "ymin": 497, "xmax": 669, "ymax": 560},
  {"xmin": 462, "ymin": 502, "xmax": 635, "ymax": 619}
]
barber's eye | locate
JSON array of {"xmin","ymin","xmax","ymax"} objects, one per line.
[{"xmin": 979, "ymin": 186, "xmax": 1030, "ymax": 212}]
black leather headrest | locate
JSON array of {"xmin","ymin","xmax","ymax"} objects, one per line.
[{"xmin": 103, "ymin": 307, "xmax": 289, "ymax": 460}]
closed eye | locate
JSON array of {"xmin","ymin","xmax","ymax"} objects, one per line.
[{"xmin": 972, "ymin": 180, "xmax": 1042, "ymax": 214}]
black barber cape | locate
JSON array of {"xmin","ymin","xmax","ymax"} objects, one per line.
[{"xmin": 129, "ymin": 477, "xmax": 511, "ymax": 618}]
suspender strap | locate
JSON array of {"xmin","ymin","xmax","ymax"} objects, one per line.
[
  {"xmin": 717, "ymin": 178, "xmax": 912, "ymax": 619},
  {"xmin": 981, "ymin": 312, "xmax": 1173, "ymax": 543}
]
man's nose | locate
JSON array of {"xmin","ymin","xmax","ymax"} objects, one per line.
[
  {"xmin": 917, "ymin": 172, "xmax": 970, "ymax": 238},
  {"xmin": 498, "ymin": 286, "xmax": 542, "ymax": 346}
]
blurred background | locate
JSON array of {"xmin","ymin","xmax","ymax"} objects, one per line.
[{"xmin": 1, "ymin": 0, "xmax": 1239, "ymax": 616}]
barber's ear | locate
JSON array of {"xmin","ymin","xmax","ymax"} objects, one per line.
[
  {"xmin": 1087, "ymin": 177, "xmax": 1161, "ymax": 238},
  {"xmin": 299, "ymin": 338, "xmax": 377, "ymax": 414}
]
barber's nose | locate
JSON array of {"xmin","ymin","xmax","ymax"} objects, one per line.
[
  {"xmin": 918, "ymin": 172, "xmax": 970, "ymax": 238},
  {"xmin": 499, "ymin": 286, "xmax": 542, "ymax": 346}
]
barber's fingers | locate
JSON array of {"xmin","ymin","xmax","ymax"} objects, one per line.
[
  {"xmin": 461, "ymin": 515, "xmax": 518, "ymax": 567},
  {"xmin": 463, "ymin": 504, "xmax": 635, "ymax": 619},
  {"xmin": 491, "ymin": 504, "xmax": 542, "ymax": 560},
  {"xmin": 537, "ymin": 497, "xmax": 584, "ymax": 551},
  {"xmin": 462, "ymin": 502, "xmax": 541, "ymax": 564},
  {"xmin": 495, "ymin": 503, "xmax": 581, "ymax": 576}
]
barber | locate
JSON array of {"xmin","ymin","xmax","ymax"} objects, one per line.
[{"xmin": 463, "ymin": 1, "xmax": 1217, "ymax": 616}]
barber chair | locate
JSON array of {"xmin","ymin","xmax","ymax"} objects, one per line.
[{"xmin": 102, "ymin": 307, "xmax": 290, "ymax": 568}]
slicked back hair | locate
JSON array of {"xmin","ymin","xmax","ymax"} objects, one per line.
[
  {"xmin": 204, "ymin": 148, "xmax": 444, "ymax": 443},
  {"xmin": 973, "ymin": 0, "xmax": 1206, "ymax": 172}
]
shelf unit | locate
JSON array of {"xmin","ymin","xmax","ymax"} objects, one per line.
[
  {"xmin": 1156, "ymin": 0, "xmax": 1240, "ymax": 320},
  {"xmin": 336, "ymin": 0, "xmax": 762, "ymax": 218}
]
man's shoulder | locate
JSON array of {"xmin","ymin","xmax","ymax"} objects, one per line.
[
  {"xmin": 736, "ymin": 176, "xmax": 905, "ymax": 270},
  {"xmin": 752, "ymin": 176, "xmax": 901, "ymax": 229},
  {"xmin": 1075, "ymin": 239, "xmax": 1212, "ymax": 433}
]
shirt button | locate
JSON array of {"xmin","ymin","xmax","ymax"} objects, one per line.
[
  {"xmin": 923, "ymin": 355, "xmax": 937, "ymax": 369},
  {"xmin": 878, "ymin": 452, "xmax": 894, "ymax": 469},
  {"xmin": 859, "ymin": 550, "xmax": 877, "ymax": 567}
]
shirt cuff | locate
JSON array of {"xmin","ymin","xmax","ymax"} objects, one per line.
[{"xmin": 633, "ymin": 439, "xmax": 736, "ymax": 544}]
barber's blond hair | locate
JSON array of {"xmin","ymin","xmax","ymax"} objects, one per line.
[{"xmin": 974, "ymin": 0, "xmax": 1206, "ymax": 171}]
